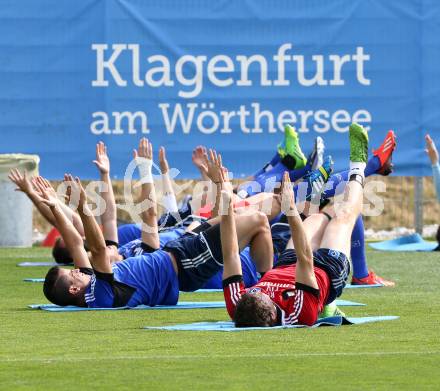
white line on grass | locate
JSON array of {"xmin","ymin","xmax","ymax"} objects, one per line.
[{"xmin": 1, "ymin": 351, "xmax": 440, "ymax": 363}]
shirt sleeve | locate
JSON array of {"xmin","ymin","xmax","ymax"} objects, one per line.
[
  {"xmin": 433, "ymin": 163, "xmax": 440, "ymax": 202},
  {"xmin": 85, "ymin": 270, "xmax": 136, "ymax": 308},
  {"xmin": 297, "ymin": 291, "xmax": 319, "ymax": 326},
  {"xmin": 282, "ymin": 286, "xmax": 320, "ymax": 326},
  {"xmin": 222, "ymin": 275, "xmax": 246, "ymax": 319}
]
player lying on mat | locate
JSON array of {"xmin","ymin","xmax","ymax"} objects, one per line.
[
  {"xmin": 221, "ymin": 123, "xmax": 368, "ymax": 327},
  {"xmin": 39, "ymin": 140, "xmax": 273, "ymax": 308},
  {"xmin": 214, "ymin": 127, "xmax": 395, "ymax": 286}
]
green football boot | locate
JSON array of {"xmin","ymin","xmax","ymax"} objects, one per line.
[
  {"xmin": 349, "ymin": 123, "xmax": 369, "ymax": 164},
  {"xmin": 277, "ymin": 124, "xmax": 307, "ymax": 169}
]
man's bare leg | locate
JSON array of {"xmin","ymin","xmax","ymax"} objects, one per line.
[
  {"xmin": 319, "ymin": 123, "xmax": 368, "ymax": 255},
  {"xmin": 233, "ymin": 213, "xmax": 273, "ymax": 274}
]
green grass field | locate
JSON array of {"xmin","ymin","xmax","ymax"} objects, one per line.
[{"xmin": 1, "ymin": 247, "xmax": 439, "ymax": 390}]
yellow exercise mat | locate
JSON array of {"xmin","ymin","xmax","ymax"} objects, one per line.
[{"xmin": 0, "ymin": 154, "xmax": 40, "ymax": 181}]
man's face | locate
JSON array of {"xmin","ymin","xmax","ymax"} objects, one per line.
[{"xmin": 58, "ymin": 268, "xmax": 91, "ymax": 291}]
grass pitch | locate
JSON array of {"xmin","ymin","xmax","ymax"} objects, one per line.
[{"xmin": 0, "ymin": 247, "xmax": 439, "ymax": 390}]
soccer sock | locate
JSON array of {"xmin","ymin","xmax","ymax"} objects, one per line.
[
  {"xmin": 253, "ymin": 152, "xmax": 281, "ymax": 178},
  {"xmin": 321, "ymin": 157, "xmax": 376, "ymax": 200},
  {"xmin": 321, "ymin": 171, "xmax": 347, "ymax": 199},
  {"xmin": 349, "ymin": 161, "xmax": 366, "ymax": 180},
  {"xmin": 289, "ymin": 163, "xmax": 311, "ymax": 182},
  {"xmin": 246, "ymin": 161, "xmax": 287, "ymax": 196},
  {"xmin": 351, "ymin": 215, "xmax": 369, "ymax": 279},
  {"xmin": 364, "ymin": 156, "xmax": 381, "ymax": 176}
]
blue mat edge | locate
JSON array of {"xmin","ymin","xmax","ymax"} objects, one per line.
[
  {"xmin": 28, "ymin": 299, "xmax": 364, "ymax": 311},
  {"xmin": 143, "ymin": 316, "xmax": 400, "ymax": 331}
]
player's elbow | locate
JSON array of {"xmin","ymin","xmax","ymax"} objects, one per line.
[{"xmin": 89, "ymin": 242, "xmax": 107, "ymax": 255}]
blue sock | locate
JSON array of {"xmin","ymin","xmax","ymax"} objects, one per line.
[
  {"xmin": 253, "ymin": 152, "xmax": 281, "ymax": 178},
  {"xmin": 289, "ymin": 164, "xmax": 311, "ymax": 182},
  {"xmin": 246, "ymin": 161, "xmax": 288, "ymax": 195},
  {"xmin": 321, "ymin": 171, "xmax": 348, "ymax": 199},
  {"xmin": 365, "ymin": 156, "xmax": 381, "ymax": 177},
  {"xmin": 351, "ymin": 215, "xmax": 369, "ymax": 279},
  {"xmin": 321, "ymin": 156, "xmax": 379, "ymax": 200}
]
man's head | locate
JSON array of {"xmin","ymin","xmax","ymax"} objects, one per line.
[
  {"xmin": 52, "ymin": 237, "xmax": 74, "ymax": 264},
  {"xmin": 233, "ymin": 291, "xmax": 278, "ymax": 327},
  {"xmin": 43, "ymin": 267, "xmax": 91, "ymax": 306}
]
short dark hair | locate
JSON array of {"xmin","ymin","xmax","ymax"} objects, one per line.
[
  {"xmin": 43, "ymin": 266, "xmax": 79, "ymax": 306},
  {"xmin": 233, "ymin": 292, "xmax": 275, "ymax": 327},
  {"xmin": 52, "ymin": 238, "xmax": 74, "ymax": 265}
]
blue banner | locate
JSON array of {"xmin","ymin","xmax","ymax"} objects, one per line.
[{"xmin": 0, "ymin": 0, "xmax": 439, "ymax": 178}]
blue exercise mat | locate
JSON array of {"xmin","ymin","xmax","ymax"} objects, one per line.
[
  {"xmin": 144, "ymin": 316, "xmax": 399, "ymax": 331},
  {"xmin": 28, "ymin": 299, "xmax": 364, "ymax": 312},
  {"xmin": 23, "ymin": 278, "xmax": 45, "ymax": 283},
  {"xmin": 369, "ymin": 233, "xmax": 437, "ymax": 252},
  {"xmin": 345, "ymin": 283, "xmax": 383, "ymax": 288},
  {"xmin": 18, "ymin": 262, "xmax": 70, "ymax": 267},
  {"xmin": 28, "ymin": 301, "xmax": 226, "ymax": 312}
]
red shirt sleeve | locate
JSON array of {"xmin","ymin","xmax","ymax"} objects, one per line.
[
  {"xmin": 297, "ymin": 291, "xmax": 319, "ymax": 326},
  {"xmin": 222, "ymin": 276, "xmax": 246, "ymax": 319}
]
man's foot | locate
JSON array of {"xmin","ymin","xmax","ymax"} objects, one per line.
[
  {"xmin": 373, "ymin": 130, "xmax": 396, "ymax": 176},
  {"xmin": 319, "ymin": 301, "xmax": 346, "ymax": 318},
  {"xmin": 351, "ymin": 270, "xmax": 395, "ymax": 287},
  {"xmin": 277, "ymin": 125, "xmax": 307, "ymax": 169},
  {"xmin": 308, "ymin": 136, "xmax": 325, "ymax": 170},
  {"xmin": 349, "ymin": 123, "xmax": 369, "ymax": 164},
  {"xmin": 303, "ymin": 156, "xmax": 333, "ymax": 201}
]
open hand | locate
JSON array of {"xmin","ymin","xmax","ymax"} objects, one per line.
[
  {"xmin": 134, "ymin": 138, "xmax": 153, "ymax": 160},
  {"xmin": 425, "ymin": 134, "xmax": 439, "ymax": 165},
  {"xmin": 159, "ymin": 147, "xmax": 169, "ymax": 174},
  {"xmin": 64, "ymin": 174, "xmax": 87, "ymax": 208},
  {"xmin": 281, "ymin": 172, "xmax": 297, "ymax": 216},
  {"xmin": 32, "ymin": 176, "xmax": 58, "ymax": 200},
  {"xmin": 192, "ymin": 146, "xmax": 208, "ymax": 175},
  {"xmin": 33, "ymin": 178, "xmax": 58, "ymax": 208},
  {"xmin": 8, "ymin": 169, "xmax": 34, "ymax": 194},
  {"xmin": 203, "ymin": 149, "xmax": 229, "ymax": 184},
  {"xmin": 93, "ymin": 141, "xmax": 110, "ymax": 175}
]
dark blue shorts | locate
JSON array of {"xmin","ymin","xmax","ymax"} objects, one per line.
[
  {"xmin": 163, "ymin": 224, "xmax": 223, "ymax": 292},
  {"xmin": 270, "ymin": 222, "xmax": 291, "ymax": 258},
  {"xmin": 276, "ymin": 248, "xmax": 350, "ymax": 304}
]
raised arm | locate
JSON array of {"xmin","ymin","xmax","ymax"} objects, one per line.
[
  {"xmin": 220, "ymin": 176, "xmax": 242, "ymax": 280},
  {"xmin": 135, "ymin": 138, "xmax": 160, "ymax": 250},
  {"xmin": 34, "ymin": 176, "xmax": 85, "ymax": 237},
  {"xmin": 33, "ymin": 179, "xmax": 91, "ymax": 269},
  {"xmin": 203, "ymin": 149, "xmax": 236, "ymax": 218},
  {"xmin": 8, "ymin": 169, "xmax": 57, "ymax": 227},
  {"xmin": 93, "ymin": 141, "xmax": 118, "ymax": 243},
  {"xmin": 159, "ymin": 146, "xmax": 178, "ymax": 213},
  {"xmin": 192, "ymin": 145, "xmax": 210, "ymax": 181},
  {"xmin": 65, "ymin": 174, "xmax": 110, "ymax": 273},
  {"xmin": 281, "ymin": 172, "xmax": 318, "ymax": 289},
  {"xmin": 425, "ymin": 134, "xmax": 440, "ymax": 202},
  {"xmin": 190, "ymin": 146, "xmax": 211, "ymax": 209}
]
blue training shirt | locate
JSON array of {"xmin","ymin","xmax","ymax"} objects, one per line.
[
  {"xmin": 117, "ymin": 224, "xmax": 142, "ymax": 246},
  {"xmin": 85, "ymin": 250, "xmax": 179, "ymax": 308}
]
